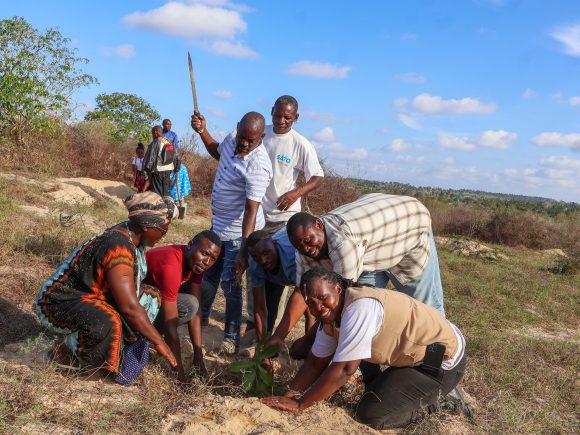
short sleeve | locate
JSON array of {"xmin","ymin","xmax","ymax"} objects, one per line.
[
  {"xmin": 245, "ymin": 163, "xmax": 272, "ymax": 203},
  {"xmin": 100, "ymin": 232, "xmax": 134, "ymax": 272},
  {"xmin": 332, "ymin": 299, "xmax": 383, "ymax": 362},
  {"xmin": 249, "ymin": 258, "xmax": 266, "ymax": 288},
  {"xmin": 311, "ymin": 326, "xmax": 338, "ymax": 358},
  {"xmin": 299, "ymin": 140, "xmax": 324, "ymax": 181}
]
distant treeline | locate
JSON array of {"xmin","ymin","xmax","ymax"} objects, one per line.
[{"xmin": 350, "ymin": 179, "xmax": 579, "ymax": 217}]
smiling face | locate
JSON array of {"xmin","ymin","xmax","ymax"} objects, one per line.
[
  {"xmin": 271, "ymin": 103, "xmax": 298, "ymax": 134},
  {"xmin": 235, "ymin": 123, "xmax": 265, "ymax": 157},
  {"xmin": 186, "ymin": 237, "xmax": 221, "ymax": 275},
  {"xmin": 162, "ymin": 119, "xmax": 171, "ymax": 132},
  {"xmin": 289, "ymin": 220, "xmax": 328, "ymax": 260},
  {"xmin": 303, "ymin": 276, "xmax": 343, "ymax": 325},
  {"xmin": 248, "ymin": 238, "xmax": 279, "ymax": 271}
]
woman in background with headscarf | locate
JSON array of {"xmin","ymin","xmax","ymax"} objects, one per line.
[{"xmin": 35, "ymin": 192, "xmax": 178, "ymax": 375}]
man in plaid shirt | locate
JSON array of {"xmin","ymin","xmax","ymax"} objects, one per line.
[{"xmin": 269, "ymin": 193, "xmax": 445, "ymax": 354}]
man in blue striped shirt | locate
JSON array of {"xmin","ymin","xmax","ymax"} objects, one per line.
[{"xmin": 191, "ymin": 112, "xmax": 272, "ymax": 354}]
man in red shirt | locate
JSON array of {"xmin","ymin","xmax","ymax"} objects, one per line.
[{"xmin": 144, "ymin": 230, "xmax": 221, "ymax": 381}]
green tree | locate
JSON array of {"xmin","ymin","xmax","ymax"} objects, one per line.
[
  {"xmin": 84, "ymin": 92, "xmax": 160, "ymax": 142},
  {"xmin": 0, "ymin": 16, "xmax": 98, "ymax": 144}
]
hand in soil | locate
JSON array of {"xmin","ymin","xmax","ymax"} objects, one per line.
[
  {"xmin": 261, "ymin": 396, "xmax": 300, "ymax": 412},
  {"xmin": 192, "ymin": 353, "xmax": 208, "ymax": 380},
  {"xmin": 154, "ymin": 341, "xmax": 177, "ymax": 368}
]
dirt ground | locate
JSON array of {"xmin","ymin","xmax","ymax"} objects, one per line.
[{"xmin": 0, "ymin": 174, "xmax": 391, "ymax": 434}]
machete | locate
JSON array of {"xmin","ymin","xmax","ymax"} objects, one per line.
[{"xmin": 187, "ymin": 51, "xmax": 200, "ymax": 117}]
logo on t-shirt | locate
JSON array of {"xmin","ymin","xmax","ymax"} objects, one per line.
[{"xmin": 276, "ymin": 154, "xmax": 292, "ymax": 165}]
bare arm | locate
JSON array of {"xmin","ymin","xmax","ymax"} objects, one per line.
[
  {"xmin": 276, "ymin": 176, "xmax": 324, "ymax": 211},
  {"xmin": 191, "ymin": 114, "xmax": 220, "ymax": 160},
  {"xmin": 159, "ymin": 301, "xmax": 186, "ymax": 380},
  {"xmin": 235, "ymin": 198, "xmax": 261, "ymax": 277},
  {"xmin": 252, "ymin": 285, "xmax": 267, "ymax": 341},
  {"xmin": 107, "ymin": 264, "xmax": 176, "ymax": 367},
  {"xmin": 268, "ymin": 287, "xmax": 308, "ymax": 347},
  {"xmin": 185, "ymin": 281, "xmax": 207, "ymax": 378}
]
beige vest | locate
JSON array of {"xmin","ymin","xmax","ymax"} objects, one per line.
[{"xmin": 324, "ymin": 286, "xmax": 458, "ymax": 367}]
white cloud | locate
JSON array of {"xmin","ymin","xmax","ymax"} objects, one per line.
[
  {"xmin": 123, "ymin": 2, "xmax": 247, "ymax": 39},
  {"xmin": 398, "ymin": 113, "xmax": 421, "ymax": 130},
  {"xmin": 389, "ymin": 138, "xmax": 412, "ymax": 151},
  {"xmin": 185, "ymin": 0, "xmax": 252, "ymax": 13},
  {"xmin": 206, "ymin": 106, "xmax": 228, "ymax": 119},
  {"xmin": 395, "ymin": 72, "xmax": 427, "ymax": 85},
  {"xmin": 214, "ymin": 90, "xmax": 233, "ymax": 99},
  {"xmin": 540, "ymin": 155, "xmax": 580, "ymax": 171},
  {"xmin": 395, "ymin": 154, "xmax": 426, "ymax": 163},
  {"xmin": 206, "ymin": 40, "xmax": 258, "ymax": 58},
  {"xmin": 478, "ymin": 130, "xmax": 517, "ymax": 149},
  {"xmin": 412, "ymin": 93, "xmax": 497, "ymax": 114},
  {"xmin": 569, "ymin": 96, "xmax": 580, "ymax": 106},
  {"xmin": 311, "ymin": 129, "xmax": 367, "ymax": 160},
  {"xmin": 312, "ymin": 127, "xmax": 336, "ymax": 143},
  {"xmin": 438, "ymin": 133, "xmax": 477, "ymax": 151},
  {"xmin": 531, "ymin": 132, "xmax": 580, "ymax": 150},
  {"xmin": 100, "ymin": 43, "xmax": 136, "ymax": 58},
  {"xmin": 287, "ymin": 61, "xmax": 352, "ymax": 79},
  {"xmin": 551, "ymin": 23, "xmax": 580, "ymax": 58},
  {"xmin": 301, "ymin": 110, "xmax": 337, "ymax": 123},
  {"xmin": 522, "ymin": 88, "xmax": 537, "ymax": 99}
]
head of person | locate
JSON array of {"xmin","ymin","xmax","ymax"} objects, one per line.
[
  {"xmin": 299, "ymin": 268, "xmax": 350, "ymax": 325},
  {"xmin": 151, "ymin": 125, "xmax": 163, "ymax": 139},
  {"xmin": 136, "ymin": 143, "xmax": 145, "ymax": 158},
  {"xmin": 246, "ymin": 230, "xmax": 279, "ymax": 271},
  {"xmin": 235, "ymin": 112, "xmax": 266, "ymax": 157},
  {"xmin": 271, "ymin": 95, "xmax": 299, "ymax": 135},
  {"xmin": 185, "ymin": 230, "xmax": 222, "ymax": 275},
  {"xmin": 124, "ymin": 191, "xmax": 178, "ymax": 247},
  {"xmin": 286, "ymin": 212, "xmax": 328, "ymax": 260},
  {"xmin": 162, "ymin": 118, "xmax": 172, "ymax": 133}
]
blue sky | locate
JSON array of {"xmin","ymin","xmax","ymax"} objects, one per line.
[{"xmin": 4, "ymin": 0, "xmax": 580, "ymax": 202}]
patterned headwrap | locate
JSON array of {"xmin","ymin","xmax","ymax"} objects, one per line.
[{"xmin": 124, "ymin": 191, "xmax": 178, "ymax": 228}]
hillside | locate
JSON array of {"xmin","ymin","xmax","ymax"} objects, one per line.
[{"xmin": 0, "ymin": 173, "xmax": 578, "ymax": 434}]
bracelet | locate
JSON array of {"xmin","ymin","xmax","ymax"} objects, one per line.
[{"xmin": 286, "ymin": 384, "xmax": 302, "ymax": 396}]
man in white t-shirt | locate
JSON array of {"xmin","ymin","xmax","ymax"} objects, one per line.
[{"xmin": 244, "ymin": 96, "xmax": 324, "ymax": 337}]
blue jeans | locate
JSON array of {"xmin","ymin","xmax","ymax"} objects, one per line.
[
  {"xmin": 201, "ymin": 238, "xmax": 243, "ymax": 346},
  {"xmin": 357, "ymin": 231, "xmax": 445, "ymax": 316}
]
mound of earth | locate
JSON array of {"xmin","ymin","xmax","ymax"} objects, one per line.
[{"xmin": 436, "ymin": 236, "xmax": 509, "ymax": 261}]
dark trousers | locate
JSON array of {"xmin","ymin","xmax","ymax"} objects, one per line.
[
  {"xmin": 149, "ymin": 171, "xmax": 171, "ymax": 197},
  {"xmin": 265, "ymin": 280, "xmax": 285, "ymax": 332},
  {"xmin": 356, "ymin": 354, "xmax": 467, "ymax": 429}
]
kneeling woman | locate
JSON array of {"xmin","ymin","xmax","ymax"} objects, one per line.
[
  {"xmin": 35, "ymin": 192, "xmax": 178, "ymax": 375},
  {"xmin": 262, "ymin": 267, "xmax": 466, "ymax": 429}
]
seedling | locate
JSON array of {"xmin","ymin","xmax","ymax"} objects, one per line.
[{"xmin": 228, "ymin": 332, "xmax": 281, "ymax": 397}]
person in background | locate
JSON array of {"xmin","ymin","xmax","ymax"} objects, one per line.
[
  {"xmin": 191, "ymin": 111, "xmax": 272, "ymax": 355},
  {"xmin": 168, "ymin": 163, "xmax": 191, "ymax": 203},
  {"xmin": 143, "ymin": 230, "xmax": 221, "ymax": 381},
  {"xmin": 132, "ymin": 142, "xmax": 146, "ymax": 192},
  {"xmin": 162, "ymin": 118, "xmax": 180, "ymax": 149},
  {"xmin": 142, "ymin": 125, "xmax": 180, "ymax": 197},
  {"xmin": 262, "ymin": 268, "xmax": 467, "ymax": 430}
]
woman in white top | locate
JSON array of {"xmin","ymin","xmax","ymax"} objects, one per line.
[{"xmin": 262, "ymin": 267, "xmax": 467, "ymax": 429}]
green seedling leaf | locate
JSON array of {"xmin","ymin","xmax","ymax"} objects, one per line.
[
  {"xmin": 261, "ymin": 344, "xmax": 280, "ymax": 359},
  {"xmin": 241, "ymin": 372, "xmax": 256, "ymax": 392},
  {"xmin": 228, "ymin": 360, "xmax": 255, "ymax": 372},
  {"xmin": 257, "ymin": 365, "xmax": 274, "ymax": 386}
]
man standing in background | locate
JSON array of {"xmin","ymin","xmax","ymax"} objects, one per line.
[
  {"xmin": 246, "ymin": 95, "xmax": 324, "ymax": 334},
  {"xmin": 162, "ymin": 118, "xmax": 180, "ymax": 149}
]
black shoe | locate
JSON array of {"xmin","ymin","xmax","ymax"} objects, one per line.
[{"xmin": 245, "ymin": 321, "xmax": 255, "ymax": 331}]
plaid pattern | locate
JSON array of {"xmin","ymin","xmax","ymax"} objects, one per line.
[{"xmin": 295, "ymin": 193, "xmax": 432, "ymax": 285}]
